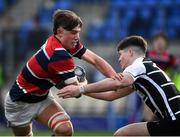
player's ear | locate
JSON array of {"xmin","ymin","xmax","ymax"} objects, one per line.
[
  {"xmin": 128, "ymin": 48, "xmax": 134, "ymax": 56},
  {"xmin": 57, "ymin": 27, "xmax": 64, "ymax": 35}
]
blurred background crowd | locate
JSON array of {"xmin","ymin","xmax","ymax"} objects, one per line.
[{"xmin": 0, "ymin": 0, "xmax": 180, "ymax": 134}]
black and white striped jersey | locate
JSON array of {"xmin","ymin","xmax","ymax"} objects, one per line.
[{"xmin": 123, "ymin": 57, "xmax": 180, "ymax": 120}]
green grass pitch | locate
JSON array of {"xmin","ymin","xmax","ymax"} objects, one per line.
[{"xmin": 0, "ymin": 129, "xmax": 113, "ymax": 136}]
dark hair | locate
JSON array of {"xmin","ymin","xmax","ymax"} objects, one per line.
[
  {"xmin": 117, "ymin": 36, "xmax": 147, "ymax": 53},
  {"xmin": 152, "ymin": 31, "xmax": 168, "ymax": 42},
  {"xmin": 53, "ymin": 9, "xmax": 83, "ymax": 34}
]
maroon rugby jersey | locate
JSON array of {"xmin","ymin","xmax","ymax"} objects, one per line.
[{"xmin": 10, "ymin": 35, "xmax": 86, "ymax": 102}]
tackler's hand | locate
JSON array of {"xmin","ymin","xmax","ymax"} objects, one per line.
[
  {"xmin": 113, "ymin": 73, "xmax": 124, "ymax": 81},
  {"xmin": 57, "ymin": 85, "xmax": 83, "ymax": 99}
]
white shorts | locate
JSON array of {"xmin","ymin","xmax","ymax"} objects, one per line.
[{"xmin": 4, "ymin": 92, "xmax": 56, "ymax": 127}]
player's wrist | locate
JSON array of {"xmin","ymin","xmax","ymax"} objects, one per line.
[
  {"xmin": 75, "ymin": 85, "xmax": 85, "ymax": 98},
  {"xmin": 79, "ymin": 85, "xmax": 85, "ymax": 94}
]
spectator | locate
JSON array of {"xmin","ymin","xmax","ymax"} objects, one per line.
[{"xmin": 147, "ymin": 32, "xmax": 177, "ymax": 73}]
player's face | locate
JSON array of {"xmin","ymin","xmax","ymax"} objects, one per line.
[
  {"xmin": 118, "ymin": 49, "xmax": 131, "ymax": 69},
  {"xmin": 58, "ymin": 25, "xmax": 81, "ymax": 49}
]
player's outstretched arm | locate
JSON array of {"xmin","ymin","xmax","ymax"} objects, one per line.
[
  {"xmin": 81, "ymin": 49, "xmax": 117, "ymax": 78},
  {"xmin": 57, "ymin": 72, "xmax": 134, "ymax": 98},
  {"xmin": 85, "ymin": 86, "xmax": 133, "ymax": 101}
]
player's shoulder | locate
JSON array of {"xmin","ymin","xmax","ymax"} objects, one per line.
[
  {"xmin": 47, "ymin": 35, "xmax": 64, "ymax": 49},
  {"xmin": 40, "ymin": 35, "xmax": 66, "ymax": 59},
  {"xmin": 124, "ymin": 57, "xmax": 146, "ymax": 76}
]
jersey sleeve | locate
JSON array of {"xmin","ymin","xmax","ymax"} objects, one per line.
[
  {"xmin": 123, "ymin": 59, "xmax": 146, "ymax": 81},
  {"xmin": 48, "ymin": 49, "xmax": 76, "ymax": 81},
  {"xmin": 68, "ymin": 42, "xmax": 87, "ymax": 59}
]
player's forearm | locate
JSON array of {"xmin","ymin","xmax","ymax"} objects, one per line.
[
  {"xmin": 85, "ymin": 91, "xmax": 125, "ymax": 101},
  {"xmin": 93, "ymin": 56, "xmax": 116, "ymax": 78},
  {"xmin": 82, "ymin": 49, "xmax": 116, "ymax": 78},
  {"xmin": 83, "ymin": 78, "xmax": 124, "ymax": 94},
  {"xmin": 85, "ymin": 92, "xmax": 117, "ymax": 101},
  {"xmin": 85, "ymin": 87, "xmax": 133, "ymax": 101}
]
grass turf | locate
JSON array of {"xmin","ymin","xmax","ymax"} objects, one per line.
[{"xmin": 0, "ymin": 129, "xmax": 113, "ymax": 136}]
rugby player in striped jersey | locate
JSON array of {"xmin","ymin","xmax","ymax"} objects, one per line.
[
  {"xmin": 58, "ymin": 36, "xmax": 180, "ymax": 136},
  {"xmin": 4, "ymin": 10, "xmax": 117, "ymax": 136}
]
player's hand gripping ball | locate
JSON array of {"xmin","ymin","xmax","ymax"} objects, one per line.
[{"xmin": 74, "ymin": 65, "xmax": 86, "ymax": 82}]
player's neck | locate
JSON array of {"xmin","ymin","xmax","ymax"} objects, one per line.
[{"xmin": 129, "ymin": 55, "xmax": 144, "ymax": 65}]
